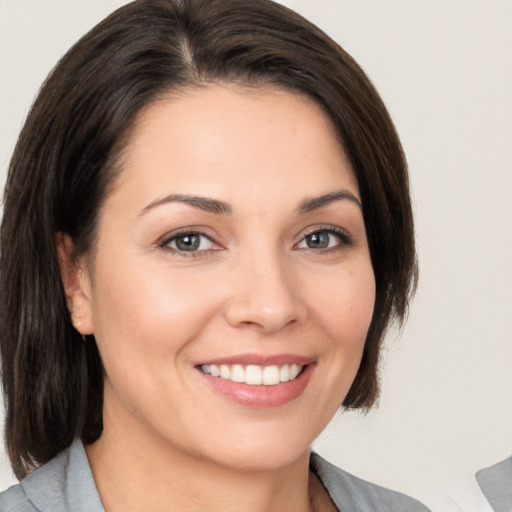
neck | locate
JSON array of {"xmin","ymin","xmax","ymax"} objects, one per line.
[{"xmin": 86, "ymin": 408, "xmax": 315, "ymax": 512}]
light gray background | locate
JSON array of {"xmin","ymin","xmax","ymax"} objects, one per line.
[{"xmin": 1, "ymin": 2, "xmax": 511, "ymax": 511}]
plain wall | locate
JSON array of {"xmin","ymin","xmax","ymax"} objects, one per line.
[{"xmin": 1, "ymin": 2, "xmax": 511, "ymax": 511}]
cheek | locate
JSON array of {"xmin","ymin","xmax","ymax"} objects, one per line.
[
  {"xmin": 89, "ymin": 253, "xmax": 224, "ymax": 372},
  {"xmin": 309, "ymin": 261, "xmax": 376, "ymax": 347},
  {"xmin": 296, "ymin": 260, "xmax": 375, "ymax": 424}
]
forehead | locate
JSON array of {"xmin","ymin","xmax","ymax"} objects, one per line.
[{"xmin": 110, "ymin": 84, "xmax": 359, "ymax": 211}]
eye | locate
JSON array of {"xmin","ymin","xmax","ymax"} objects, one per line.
[
  {"xmin": 296, "ymin": 228, "xmax": 351, "ymax": 250},
  {"xmin": 161, "ymin": 231, "xmax": 217, "ymax": 253}
]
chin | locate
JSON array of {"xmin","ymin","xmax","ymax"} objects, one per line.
[
  {"xmin": 212, "ymin": 445, "xmax": 311, "ymax": 473},
  {"xmin": 187, "ymin": 422, "xmax": 319, "ymax": 473}
]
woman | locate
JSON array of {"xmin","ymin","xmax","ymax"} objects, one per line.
[
  {"xmin": 476, "ymin": 455, "xmax": 512, "ymax": 512},
  {"xmin": 0, "ymin": 0, "xmax": 427, "ymax": 510}
]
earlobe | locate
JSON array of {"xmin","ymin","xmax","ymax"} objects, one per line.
[{"xmin": 56, "ymin": 232, "xmax": 94, "ymax": 335}]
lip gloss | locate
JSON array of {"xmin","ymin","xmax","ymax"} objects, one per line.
[{"xmin": 197, "ymin": 362, "xmax": 315, "ymax": 408}]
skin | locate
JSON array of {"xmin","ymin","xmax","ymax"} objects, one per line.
[{"xmin": 60, "ymin": 85, "xmax": 375, "ymax": 512}]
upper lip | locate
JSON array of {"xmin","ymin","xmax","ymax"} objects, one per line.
[{"xmin": 196, "ymin": 353, "xmax": 315, "ymax": 367}]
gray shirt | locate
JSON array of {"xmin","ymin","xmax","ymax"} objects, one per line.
[
  {"xmin": 476, "ymin": 455, "xmax": 512, "ymax": 512},
  {"xmin": 0, "ymin": 440, "xmax": 430, "ymax": 511}
]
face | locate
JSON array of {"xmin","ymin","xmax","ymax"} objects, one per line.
[{"xmin": 73, "ymin": 85, "xmax": 375, "ymax": 471}]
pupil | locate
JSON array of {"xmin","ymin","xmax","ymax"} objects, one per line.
[
  {"xmin": 176, "ymin": 234, "xmax": 200, "ymax": 251},
  {"xmin": 308, "ymin": 232, "xmax": 329, "ymax": 248}
]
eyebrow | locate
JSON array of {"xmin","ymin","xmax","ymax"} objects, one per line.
[
  {"xmin": 140, "ymin": 194, "xmax": 233, "ymax": 216},
  {"xmin": 140, "ymin": 188, "xmax": 361, "ymax": 217},
  {"xmin": 297, "ymin": 189, "xmax": 362, "ymax": 213}
]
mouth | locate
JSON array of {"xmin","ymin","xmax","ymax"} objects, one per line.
[
  {"xmin": 195, "ymin": 355, "xmax": 315, "ymax": 408},
  {"xmin": 200, "ymin": 363, "xmax": 304, "ymax": 386}
]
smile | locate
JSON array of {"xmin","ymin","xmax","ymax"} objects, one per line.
[
  {"xmin": 200, "ymin": 363, "xmax": 303, "ymax": 386},
  {"xmin": 196, "ymin": 355, "xmax": 315, "ymax": 407}
]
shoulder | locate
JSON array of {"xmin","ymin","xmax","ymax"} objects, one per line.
[
  {"xmin": 476, "ymin": 454, "xmax": 512, "ymax": 512},
  {"xmin": 0, "ymin": 447, "xmax": 72, "ymax": 512},
  {"xmin": 0, "ymin": 441, "xmax": 103, "ymax": 512},
  {"xmin": 310, "ymin": 453, "xmax": 430, "ymax": 512},
  {"xmin": 0, "ymin": 483, "xmax": 35, "ymax": 512}
]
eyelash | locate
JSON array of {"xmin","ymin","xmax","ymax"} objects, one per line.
[
  {"xmin": 157, "ymin": 225, "xmax": 352, "ymax": 257},
  {"xmin": 295, "ymin": 226, "xmax": 353, "ymax": 252},
  {"xmin": 158, "ymin": 228, "xmax": 220, "ymax": 258}
]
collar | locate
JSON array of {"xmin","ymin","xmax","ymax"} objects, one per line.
[{"xmin": 21, "ymin": 440, "xmax": 104, "ymax": 512}]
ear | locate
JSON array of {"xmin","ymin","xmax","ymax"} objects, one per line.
[{"xmin": 56, "ymin": 232, "xmax": 94, "ymax": 335}]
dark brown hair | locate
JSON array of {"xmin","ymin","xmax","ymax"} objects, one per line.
[{"xmin": 0, "ymin": 0, "xmax": 417, "ymax": 479}]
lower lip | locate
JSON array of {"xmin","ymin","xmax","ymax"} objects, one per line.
[{"xmin": 197, "ymin": 364, "xmax": 315, "ymax": 408}]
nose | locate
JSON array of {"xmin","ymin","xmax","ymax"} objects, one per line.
[{"xmin": 223, "ymin": 251, "xmax": 307, "ymax": 334}]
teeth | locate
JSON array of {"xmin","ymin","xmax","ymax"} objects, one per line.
[
  {"xmin": 231, "ymin": 364, "xmax": 245, "ymax": 383},
  {"xmin": 200, "ymin": 363, "xmax": 304, "ymax": 386},
  {"xmin": 220, "ymin": 364, "xmax": 230, "ymax": 379},
  {"xmin": 289, "ymin": 364, "xmax": 301, "ymax": 380},
  {"xmin": 263, "ymin": 365, "xmax": 280, "ymax": 386},
  {"xmin": 245, "ymin": 365, "xmax": 263, "ymax": 385}
]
